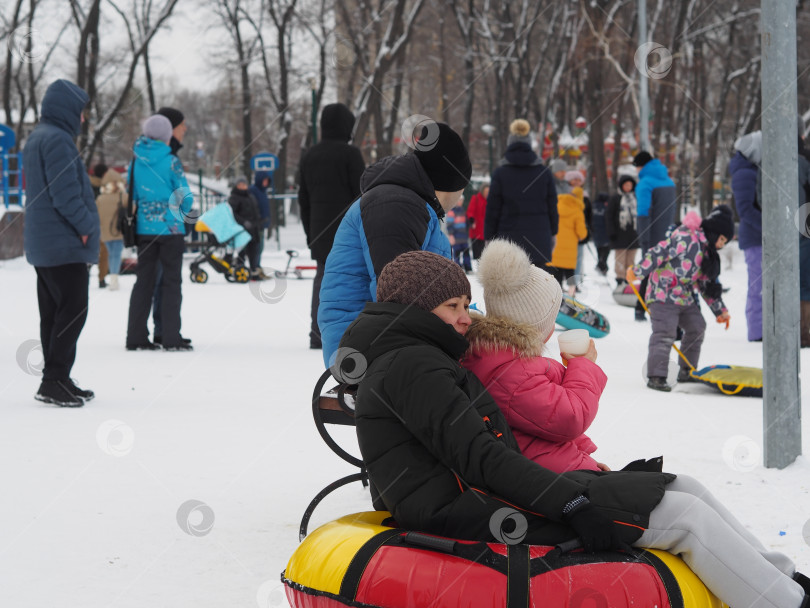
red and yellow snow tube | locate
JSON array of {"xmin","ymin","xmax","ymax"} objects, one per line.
[{"xmin": 282, "ymin": 512, "xmax": 727, "ymax": 608}]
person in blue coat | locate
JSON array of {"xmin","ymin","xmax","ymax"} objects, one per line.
[
  {"xmin": 632, "ymin": 151, "xmax": 677, "ymax": 321},
  {"xmin": 729, "ymin": 132, "xmax": 762, "ymax": 342},
  {"xmin": 125, "ymin": 115, "xmax": 194, "ymax": 352},
  {"xmin": 318, "ymin": 122, "xmax": 472, "ymax": 367},
  {"xmin": 485, "ymin": 119, "xmax": 558, "ymax": 266},
  {"xmin": 633, "ymin": 151, "xmax": 677, "ymax": 251},
  {"xmin": 23, "ymin": 79, "xmax": 100, "ymax": 407}
]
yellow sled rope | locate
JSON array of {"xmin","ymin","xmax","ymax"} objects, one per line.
[{"xmin": 629, "ymin": 280, "xmax": 696, "ymax": 372}]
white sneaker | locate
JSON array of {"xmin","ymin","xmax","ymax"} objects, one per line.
[{"xmin": 108, "ymin": 274, "xmax": 119, "ymax": 291}]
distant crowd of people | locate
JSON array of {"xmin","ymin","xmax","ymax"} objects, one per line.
[{"xmin": 24, "ymin": 77, "xmax": 810, "ymax": 407}]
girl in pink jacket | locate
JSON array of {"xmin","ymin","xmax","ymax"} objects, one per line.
[{"xmin": 463, "ymin": 239, "xmax": 608, "ymax": 473}]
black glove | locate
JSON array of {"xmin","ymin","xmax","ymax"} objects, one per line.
[
  {"xmin": 563, "ymin": 497, "xmax": 623, "ymax": 553},
  {"xmin": 621, "ymin": 456, "xmax": 664, "ymax": 472}
]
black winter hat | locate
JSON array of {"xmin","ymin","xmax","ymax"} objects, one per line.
[
  {"xmin": 414, "ymin": 122, "xmax": 472, "ymax": 192},
  {"xmin": 701, "ymin": 204, "xmax": 735, "ymax": 242},
  {"xmin": 157, "ymin": 106, "xmax": 185, "ymax": 129},
  {"xmin": 320, "ymin": 103, "xmax": 355, "ymax": 141},
  {"xmin": 618, "ymin": 174, "xmax": 636, "ymax": 190},
  {"xmin": 632, "ymin": 151, "xmax": 653, "ymax": 167},
  {"xmin": 377, "ymin": 251, "xmax": 471, "ymax": 313}
]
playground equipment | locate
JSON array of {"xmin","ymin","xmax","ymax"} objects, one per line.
[{"xmin": 0, "ymin": 124, "xmax": 23, "ymax": 208}]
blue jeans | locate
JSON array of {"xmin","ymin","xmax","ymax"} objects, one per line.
[
  {"xmin": 451, "ymin": 243, "xmax": 471, "ymax": 271},
  {"xmin": 105, "ymin": 240, "xmax": 124, "ymax": 275}
]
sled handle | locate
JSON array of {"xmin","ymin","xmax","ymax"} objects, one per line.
[
  {"xmin": 628, "ymin": 279, "xmax": 696, "ymax": 372},
  {"xmin": 717, "ymin": 382, "xmax": 745, "ymax": 396}
]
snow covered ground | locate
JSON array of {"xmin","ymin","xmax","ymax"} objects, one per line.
[{"xmin": 1, "ymin": 221, "xmax": 809, "ymax": 608}]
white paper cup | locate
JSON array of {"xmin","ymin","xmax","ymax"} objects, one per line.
[{"xmin": 557, "ymin": 329, "xmax": 590, "ymax": 356}]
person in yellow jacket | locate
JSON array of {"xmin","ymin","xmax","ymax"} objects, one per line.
[{"xmin": 547, "ymin": 171, "xmax": 588, "ymax": 294}]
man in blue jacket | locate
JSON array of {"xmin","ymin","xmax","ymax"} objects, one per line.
[
  {"xmin": 633, "ymin": 151, "xmax": 677, "ymax": 251},
  {"xmin": 23, "ymin": 79, "xmax": 100, "ymax": 407},
  {"xmin": 632, "ymin": 151, "xmax": 677, "ymax": 321},
  {"xmin": 318, "ymin": 122, "xmax": 472, "ymax": 367}
]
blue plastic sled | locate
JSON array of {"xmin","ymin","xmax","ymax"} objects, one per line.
[{"xmin": 556, "ymin": 295, "xmax": 610, "ymax": 338}]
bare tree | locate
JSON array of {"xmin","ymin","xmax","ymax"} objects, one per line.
[
  {"xmin": 76, "ymin": 0, "xmax": 181, "ymax": 164},
  {"xmin": 213, "ymin": 0, "xmax": 264, "ymax": 179},
  {"xmin": 449, "ymin": 0, "xmax": 477, "ymax": 147},
  {"xmin": 250, "ymin": 0, "xmax": 298, "ymax": 192},
  {"xmin": 70, "ymin": 0, "xmax": 101, "ymax": 150},
  {"xmin": 2, "ymin": 0, "xmax": 27, "ymax": 133},
  {"xmin": 338, "ymin": 0, "xmax": 426, "ymax": 159},
  {"xmin": 296, "ymin": 0, "xmax": 332, "ymax": 147}
]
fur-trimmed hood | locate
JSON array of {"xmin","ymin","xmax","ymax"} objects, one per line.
[{"xmin": 464, "ymin": 313, "xmax": 544, "ymax": 359}]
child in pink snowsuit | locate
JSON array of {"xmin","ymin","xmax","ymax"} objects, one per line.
[
  {"xmin": 462, "ymin": 239, "xmax": 608, "ymax": 473},
  {"xmin": 627, "ymin": 205, "xmax": 734, "ymax": 392}
]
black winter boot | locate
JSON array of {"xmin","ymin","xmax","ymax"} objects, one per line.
[
  {"xmin": 67, "ymin": 379, "xmax": 95, "ymax": 402},
  {"xmin": 647, "ymin": 377, "xmax": 672, "ymax": 392},
  {"xmin": 35, "ymin": 380, "xmax": 84, "ymax": 407},
  {"xmin": 795, "ymin": 571, "xmax": 810, "ymax": 595}
]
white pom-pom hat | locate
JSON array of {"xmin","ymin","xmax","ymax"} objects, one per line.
[{"xmin": 477, "ymin": 239, "xmax": 562, "ymax": 341}]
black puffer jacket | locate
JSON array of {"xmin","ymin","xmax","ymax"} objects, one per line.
[
  {"xmin": 298, "ymin": 103, "xmax": 366, "ymax": 262},
  {"xmin": 228, "ymin": 187, "xmax": 261, "ymax": 230},
  {"xmin": 341, "ymin": 302, "xmax": 674, "ymax": 544}
]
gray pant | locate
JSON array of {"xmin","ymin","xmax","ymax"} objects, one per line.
[
  {"xmin": 635, "ymin": 475, "xmax": 803, "ymax": 608},
  {"xmin": 647, "ymin": 302, "xmax": 706, "ymax": 377}
]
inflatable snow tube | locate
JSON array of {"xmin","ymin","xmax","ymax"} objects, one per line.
[
  {"xmin": 281, "ymin": 512, "xmax": 727, "ymax": 608},
  {"xmin": 612, "ymin": 282, "xmax": 640, "ymax": 307}
]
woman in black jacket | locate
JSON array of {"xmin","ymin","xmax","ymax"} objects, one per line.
[
  {"xmin": 338, "ymin": 249, "xmax": 810, "ymax": 608},
  {"xmin": 606, "ymin": 174, "xmax": 640, "ymax": 285},
  {"xmin": 485, "ymin": 119, "xmax": 558, "ymax": 265},
  {"xmin": 228, "ymin": 177, "xmax": 263, "ymax": 279}
]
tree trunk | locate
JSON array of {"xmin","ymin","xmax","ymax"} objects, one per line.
[
  {"xmin": 584, "ymin": 57, "xmax": 608, "ymax": 195},
  {"xmin": 144, "ymin": 42, "xmax": 156, "ymax": 113},
  {"xmin": 77, "ymin": 0, "xmax": 101, "ymax": 152},
  {"xmin": 452, "ymin": 0, "xmax": 476, "ymax": 149},
  {"xmin": 3, "ymin": 0, "xmax": 25, "ymax": 132}
]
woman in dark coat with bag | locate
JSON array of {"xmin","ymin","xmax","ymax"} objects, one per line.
[
  {"xmin": 339, "ymin": 249, "xmax": 810, "ymax": 608},
  {"xmin": 485, "ymin": 119, "xmax": 558, "ymax": 265},
  {"xmin": 228, "ymin": 176, "xmax": 264, "ymax": 280},
  {"xmin": 606, "ymin": 174, "xmax": 640, "ymax": 285}
]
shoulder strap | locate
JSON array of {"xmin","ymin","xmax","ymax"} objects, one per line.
[
  {"xmin": 127, "ymin": 160, "xmax": 135, "ymax": 214},
  {"xmin": 110, "ymin": 191, "xmax": 123, "ymax": 234}
]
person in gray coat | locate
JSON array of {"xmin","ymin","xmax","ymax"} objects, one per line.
[{"xmin": 23, "ymin": 79, "xmax": 100, "ymax": 407}]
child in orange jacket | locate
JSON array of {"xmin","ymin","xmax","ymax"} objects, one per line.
[{"xmin": 547, "ymin": 171, "xmax": 587, "ymax": 293}]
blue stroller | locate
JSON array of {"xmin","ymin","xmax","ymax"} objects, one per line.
[{"xmin": 189, "ymin": 203, "xmax": 252, "ymax": 283}]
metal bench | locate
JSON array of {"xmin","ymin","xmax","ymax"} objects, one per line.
[{"xmin": 298, "ymin": 368, "xmax": 368, "ymax": 540}]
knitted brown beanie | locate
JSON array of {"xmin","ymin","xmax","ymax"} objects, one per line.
[{"xmin": 377, "ymin": 251, "xmax": 471, "ymax": 312}]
